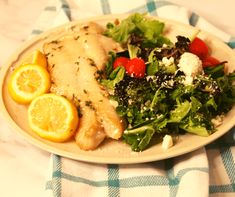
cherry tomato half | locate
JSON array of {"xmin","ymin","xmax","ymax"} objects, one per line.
[
  {"xmin": 126, "ymin": 58, "xmax": 146, "ymax": 78},
  {"xmin": 113, "ymin": 57, "xmax": 130, "ymax": 69},
  {"xmin": 202, "ymin": 56, "xmax": 220, "ymax": 67},
  {"xmin": 189, "ymin": 37, "xmax": 209, "ymax": 60}
]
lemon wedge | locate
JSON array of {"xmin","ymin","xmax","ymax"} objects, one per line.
[
  {"xmin": 21, "ymin": 50, "xmax": 47, "ymax": 68},
  {"xmin": 8, "ymin": 64, "xmax": 51, "ymax": 104},
  {"xmin": 28, "ymin": 93, "xmax": 79, "ymax": 142}
]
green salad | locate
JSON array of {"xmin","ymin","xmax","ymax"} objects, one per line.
[{"xmin": 101, "ymin": 13, "xmax": 235, "ymax": 152}]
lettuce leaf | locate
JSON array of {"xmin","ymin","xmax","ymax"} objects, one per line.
[
  {"xmin": 101, "ymin": 66, "xmax": 125, "ymax": 89},
  {"xmin": 104, "ymin": 13, "xmax": 171, "ymax": 47}
]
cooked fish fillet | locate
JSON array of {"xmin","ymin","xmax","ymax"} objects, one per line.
[
  {"xmin": 43, "ymin": 23, "xmax": 124, "ymax": 150},
  {"xmin": 76, "ymin": 104, "xmax": 106, "ymax": 151}
]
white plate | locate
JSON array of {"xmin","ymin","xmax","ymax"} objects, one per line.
[{"xmin": 1, "ymin": 14, "xmax": 235, "ymax": 164}]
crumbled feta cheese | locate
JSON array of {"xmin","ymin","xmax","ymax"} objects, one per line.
[
  {"xmin": 146, "ymin": 75, "xmax": 156, "ymax": 81},
  {"xmin": 128, "ymin": 99, "xmax": 133, "ymax": 105},
  {"xmin": 155, "ymin": 48, "xmax": 162, "ymax": 52},
  {"xmin": 211, "ymin": 115, "xmax": 224, "ymax": 127},
  {"xmin": 184, "ymin": 76, "xmax": 194, "ymax": 85},
  {"xmin": 162, "ymin": 135, "xmax": 174, "ymax": 150},
  {"xmin": 178, "ymin": 52, "xmax": 203, "ymax": 80},
  {"xmin": 167, "ymin": 79, "xmax": 174, "ymax": 87},
  {"xmin": 109, "ymin": 99, "xmax": 118, "ymax": 108},
  {"xmin": 162, "ymin": 57, "xmax": 174, "ymax": 67},
  {"xmin": 162, "ymin": 43, "xmax": 168, "ymax": 48}
]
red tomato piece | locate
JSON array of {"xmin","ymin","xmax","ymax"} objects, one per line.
[
  {"xmin": 202, "ymin": 56, "xmax": 220, "ymax": 67},
  {"xmin": 126, "ymin": 58, "xmax": 146, "ymax": 78},
  {"xmin": 113, "ymin": 57, "xmax": 130, "ymax": 69},
  {"xmin": 189, "ymin": 37, "xmax": 209, "ymax": 60}
]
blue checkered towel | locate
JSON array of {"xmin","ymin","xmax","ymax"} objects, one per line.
[{"xmin": 29, "ymin": 1, "xmax": 235, "ymax": 197}]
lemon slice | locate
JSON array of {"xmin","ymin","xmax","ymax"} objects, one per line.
[
  {"xmin": 8, "ymin": 64, "xmax": 51, "ymax": 104},
  {"xmin": 28, "ymin": 93, "xmax": 79, "ymax": 142},
  {"xmin": 21, "ymin": 50, "xmax": 47, "ymax": 68}
]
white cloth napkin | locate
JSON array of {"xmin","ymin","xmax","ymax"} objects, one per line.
[{"xmin": 45, "ymin": 149, "xmax": 208, "ymax": 197}]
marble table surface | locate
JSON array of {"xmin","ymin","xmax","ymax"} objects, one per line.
[
  {"xmin": 1, "ymin": 0, "xmax": 235, "ymax": 65},
  {"xmin": 0, "ymin": 0, "xmax": 235, "ymax": 196}
]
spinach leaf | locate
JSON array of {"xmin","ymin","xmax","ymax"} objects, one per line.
[
  {"xmin": 180, "ymin": 124, "xmax": 210, "ymax": 137},
  {"xmin": 168, "ymin": 101, "xmax": 191, "ymax": 123},
  {"xmin": 104, "ymin": 51, "xmax": 116, "ymax": 76},
  {"xmin": 146, "ymin": 48, "xmax": 160, "ymax": 75},
  {"xmin": 204, "ymin": 64, "xmax": 224, "ymax": 78},
  {"xmin": 101, "ymin": 66, "xmax": 125, "ymax": 89},
  {"xmin": 123, "ymin": 115, "xmax": 167, "ymax": 151}
]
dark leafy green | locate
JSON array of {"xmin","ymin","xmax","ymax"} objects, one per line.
[
  {"xmin": 112, "ymin": 66, "xmax": 235, "ymax": 151},
  {"xmin": 101, "ymin": 66, "xmax": 125, "ymax": 89},
  {"xmin": 102, "ymin": 13, "xmax": 235, "ymax": 151}
]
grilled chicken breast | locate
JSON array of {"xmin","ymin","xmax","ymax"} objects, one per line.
[{"xmin": 43, "ymin": 22, "xmax": 124, "ymax": 150}]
